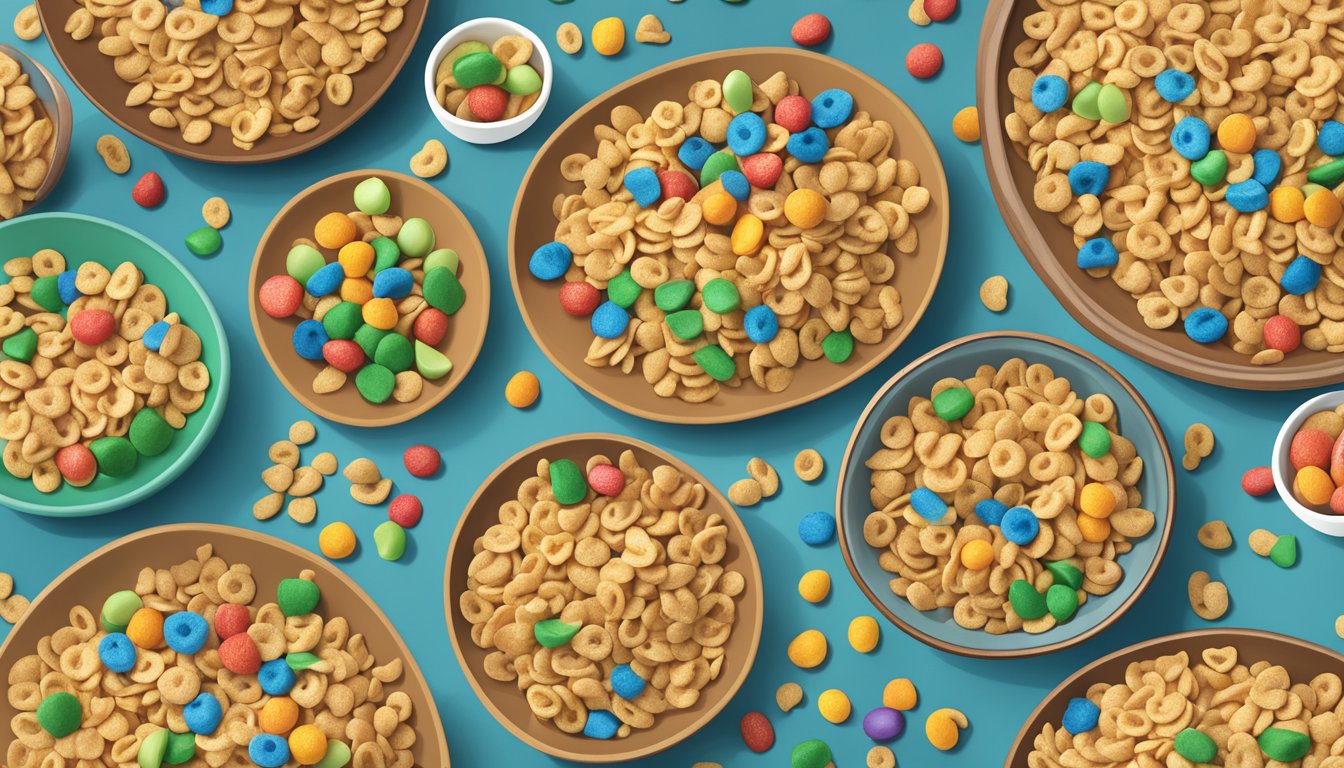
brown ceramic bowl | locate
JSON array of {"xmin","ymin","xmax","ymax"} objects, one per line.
[
  {"xmin": 33, "ymin": 0, "xmax": 426, "ymax": 164},
  {"xmin": 978, "ymin": 0, "xmax": 1344, "ymax": 390},
  {"xmin": 248, "ymin": 170, "xmax": 489, "ymax": 428},
  {"xmin": 0, "ymin": 524, "xmax": 450, "ymax": 765},
  {"xmin": 443, "ymin": 433, "xmax": 764, "ymax": 763},
  {"xmin": 1005, "ymin": 629, "xmax": 1344, "ymax": 767},
  {"xmin": 0, "ymin": 44, "xmax": 70, "ymax": 216},
  {"xmin": 509, "ymin": 47, "xmax": 949, "ymax": 424}
]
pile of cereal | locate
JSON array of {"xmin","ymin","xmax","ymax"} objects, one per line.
[
  {"xmin": 458, "ymin": 449, "xmax": 746, "ymax": 740},
  {"xmin": 1005, "ymin": 0, "xmax": 1344, "ymax": 363},
  {"xmin": 57, "ymin": 0, "xmax": 409, "ymax": 151},
  {"xmin": 257, "ymin": 176, "xmax": 463, "ymax": 404},
  {"xmin": 1284, "ymin": 403, "xmax": 1344, "ymax": 513},
  {"xmin": 0, "ymin": 48, "xmax": 58, "ymax": 220},
  {"xmin": 4, "ymin": 544, "xmax": 415, "ymax": 768},
  {"xmin": 1032, "ymin": 646, "xmax": 1329, "ymax": 767},
  {"xmin": 0, "ymin": 251, "xmax": 212, "ymax": 493},
  {"xmin": 527, "ymin": 68, "xmax": 931, "ymax": 404},
  {"xmin": 861, "ymin": 357, "xmax": 1157, "ymax": 634},
  {"xmin": 433, "ymin": 35, "xmax": 543, "ymax": 123}
]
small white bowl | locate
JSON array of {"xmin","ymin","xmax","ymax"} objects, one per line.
[
  {"xmin": 424, "ymin": 17, "xmax": 552, "ymax": 145},
  {"xmin": 1272, "ymin": 390, "xmax": 1344, "ymax": 536}
]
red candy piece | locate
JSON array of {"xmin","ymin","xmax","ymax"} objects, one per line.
[
  {"xmin": 1241, "ymin": 466, "xmax": 1274, "ymax": 497},
  {"xmin": 467, "ymin": 84, "xmax": 508, "ymax": 122},
  {"xmin": 55, "ymin": 444, "xmax": 96, "ymax": 485},
  {"xmin": 587, "ymin": 463, "xmax": 625, "ymax": 497},
  {"xmin": 403, "ymin": 444, "xmax": 441, "ymax": 478},
  {"xmin": 1291, "ymin": 428, "xmax": 1333, "ymax": 471},
  {"xmin": 791, "ymin": 13, "xmax": 831, "ymax": 47},
  {"xmin": 214, "ymin": 603, "xmax": 250, "ymax": 640},
  {"xmin": 906, "ymin": 43, "xmax": 943, "ymax": 79},
  {"xmin": 1263, "ymin": 315, "xmax": 1301, "ymax": 353},
  {"xmin": 70, "ymin": 309, "xmax": 115, "ymax": 346},
  {"xmin": 132, "ymin": 172, "xmax": 166, "ymax": 208},
  {"xmin": 741, "ymin": 153, "xmax": 784, "ymax": 189},
  {"xmin": 559, "ymin": 281, "xmax": 601, "ymax": 317},
  {"xmin": 388, "ymin": 494, "xmax": 423, "ymax": 528},
  {"xmin": 218, "ymin": 634, "xmax": 261, "ymax": 675},
  {"xmin": 923, "ymin": 0, "xmax": 957, "ymax": 21},
  {"xmin": 1331, "ymin": 431, "xmax": 1344, "ymax": 486},
  {"xmin": 739, "ymin": 711, "xmax": 775, "ymax": 753},
  {"xmin": 657, "ymin": 170, "xmax": 698, "ymax": 201},
  {"xmin": 773, "ymin": 95, "xmax": 812, "ymax": 134},
  {"xmin": 258, "ymin": 275, "xmax": 304, "ymax": 319},
  {"xmin": 413, "ymin": 307, "xmax": 449, "ymax": 346},
  {"xmin": 322, "ymin": 339, "xmax": 365, "ymax": 373},
  {"xmin": 1330, "ymin": 485, "xmax": 1344, "ymax": 514}
]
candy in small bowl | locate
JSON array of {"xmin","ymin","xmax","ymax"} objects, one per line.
[
  {"xmin": 424, "ymin": 17, "xmax": 552, "ymax": 145},
  {"xmin": 1272, "ymin": 390, "xmax": 1344, "ymax": 536}
]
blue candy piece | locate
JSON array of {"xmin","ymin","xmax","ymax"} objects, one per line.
[
  {"xmin": 798, "ymin": 511, "xmax": 837, "ymax": 546},
  {"xmin": 292, "ymin": 320, "xmax": 328, "ymax": 361},
  {"xmin": 57, "ymin": 270, "xmax": 80, "ymax": 304},
  {"xmin": 200, "ymin": 0, "xmax": 233, "ymax": 15},
  {"xmin": 1171, "ymin": 116, "xmax": 1211, "ymax": 160},
  {"xmin": 910, "ymin": 487, "xmax": 948, "ymax": 522},
  {"xmin": 787, "ymin": 127, "xmax": 829, "ymax": 163},
  {"xmin": 1001, "ymin": 506, "xmax": 1040, "ymax": 545},
  {"xmin": 584, "ymin": 710, "xmax": 621, "ymax": 740},
  {"xmin": 719, "ymin": 170, "xmax": 750, "ymax": 201},
  {"xmin": 678, "ymin": 137, "xmax": 715, "ymax": 170},
  {"xmin": 1225, "ymin": 179, "xmax": 1267, "ymax": 212},
  {"xmin": 811, "ymin": 88, "xmax": 854, "ymax": 129},
  {"xmin": 624, "ymin": 167, "xmax": 661, "ymax": 208},
  {"xmin": 98, "ymin": 633, "xmax": 136, "ymax": 673},
  {"xmin": 1321, "ymin": 120, "xmax": 1344, "ymax": 156},
  {"xmin": 305, "ymin": 261, "xmax": 344, "ymax": 297},
  {"xmin": 529, "ymin": 241, "xmax": 572, "ymax": 281},
  {"xmin": 163, "ymin": 612, "xmax": 208, "ymax": 655},
  {"xmin": 591, "ymin": 301, "xmax": 629, "ymax": 339},
  {"xmin": 258, "ymin": 658, "xmax": 296, "ymax": 696},
  {"xmin": 610, "ymin": 664, "xmax": 646, "ymax": 701},
  {"xmin": 1062, "ymin": 698, "xmax": 1101, "ymax": 734},
  {"xmin": 1252, "ymin": 149, "xmax": 1281, "ymax": 187},
  {"xmin": 142, "ymin": 321, "xmax": 170, "ymax": 352},
  {"xmin": 372, "ymin": 267, "xmax": 413, "ymax": 299},
  {"xmin": 1031, "ymin": 74, "xmax": 1068, "ymax": 113},
  {"xmin": 727, "ymin": 112, "xmax": 767, "ymax": 156},
  {"xmin": 1184, "ymin": 307, "xmax": 1228, "ymax": 344},
  {"xmin": 248, "ymin": 734, "xmax": 289, "ymax": 768},
  {"xmin": 1281, "ymin": 255, "xmax": 1322, "ymax": 295},
  {"xmin": 1077, "ymin": 238, "xmax": 1119, "ymax": 269},
  {"xmin": 184, "ymin": 693, "xmax": 223, "ymax": 736},
  {"xmin": 975, "ymin": 498, "xmax": 1008, "ymax": 527},
  {"xmin": 1155, "ymin": 69, "xmax": 1195, "ymax": 103},
  {"xmin": 744, "ymin": 305, "xmax": 778, "ymax": 343},
  {"xmin": 1067, "ymin": 161, "xmax": 1109, "ymax": 196}
]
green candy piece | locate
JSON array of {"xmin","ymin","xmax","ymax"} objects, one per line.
[
  {"xmin": 31, "ymin": 275, "xmax": 63, "ymax": 311},
  {"xmin": 1173, "ymin": 728, "xmax": 1217, "ymax": 763},
  {"xmin": 423, "ymin": 248, "xmax": 459, "ymax": 274},
  {"xmin": 353, "ymin": 324, "xmax": 391, "ymax": 359},
  {"xmin": 374, "ymin": 334, "xmax": 413, "ymax": 373},
  {"xmin": 277, "ymin": 577, "xmax": 321, "ymax": 617},
  {"xmin": 533, "ymin": 618, "xmax": 581, "ymax": 648},
  {"xmin": 654, "ymin": 280, "xmax": 694, "ymax": 311},
  {"xmin": 1078, "ymin": 421, "xmax": 1111, "ymax": 458},
  {"xmin": 129, "ymin": 409, "xmax": 173, "ymax": 457},
  {"xmin": 1072, "ymin": 81, "xmax": 1103, "ymax": 120},
  {"xmin": 1046, "ymin": 583, "xmax": 1078, "ymax": 622},
  {"xmin": 1008, "ymin": 579, "xmax": 1048, "ymax": 620},
  {"xmin": 666, "ymin": 309, "xmax": 703, "ymax": 340},
  {"xmin": 701, "ymin": 278, "xmax": 740, "ymax": 313},
  {"xmin": 453, "ymin": 51, "xmax": 503, "ymax": 89},
  {"xmin": 1258, "ymin": 727, "xmax": 1311, "ymax": 762},
  {"xmin": 3, "ymin": 327, "xmax": 36, "ymax": 362},
  {"xmin": 437, "ymin": 41, "xmax": 489, "ymax": 85},
  {"xmin": 374, "ymin": 521, "xmax": 407, "ymax": 561},
  {"xmin": 314, "ymin": 740, "xmax": 352, "ymax": 768},
  {"xmin": 722, "ymin": 69, "xmax": 753, "ymax": 113},
  {"xmin": 606, "ymin": 269, "xmax": 642, "ymax": 308},
  {"xmin": 1308, "ymin": 157, "xmax": 1344, "ymax": 188},
  {"xmin": 285, "ymin": 652, "xmax": 321, "ymax": 671},
  {"xmin": 932, "ymin": 387, "xmax": 973, "ymax": 421},
  {"xmin": 396, "ymin": 217, "xmax": 436, "ymax": 259},
  {"xmin": 101, "ymin": 590, "xmax": 143, "ymax": 631},
  {"xmin": 184, "ymin": 226, "xmax": 221, "ymax": 257},
  {"xmin": 790, "ymin": 739, "xmax": 832, "ymax": 768},
  {"xmin": 137, "ymin": 727, "xmax": 168, "ymax": 768},
  {"xmin": 821, "ymin": 330, "xmax": 854, "ymax": 363},
  {"xmin": 423, "ymin": 267, "xmax": 465, "ymax": 314},
  {"xmin": 1046, "ymin": 561, "xmax": 1083, "ymax": 590},
  {"xmin": 370, "ymin": 237, "xmax": 400, "ymax": 275},
  {"xmin": 355, "ymin": 363, "xmax": 395, "ymax": 403},
  {"xmin": 549, "ymin": 458, "xmax": 588, "ymax": 504},
  {"xmin": 354, "ymin": 177, "xmax": 391, "ymax": 216},
  {"xmin": 287, "ymin": 244, "xmax": 327, "ymax": 284},
  {"xmin": 414, "ymin": 341, "xmax": 452, "ymax": 380},
  {"xmin": 700, "ymin": 150, "xmax": 741, "ymax": 188},
  {"xmin": 322, "ymin": 301, "xmax": 363, "ymax": 340},
  {"xmin": 91, "ymin": 436, "xmax": 137, "ymax": 477},
  {"xmin": 1190, "ymin": 150, "xmax": 1228, "ymax": 186},
  {"xmin": 164, "ymin": 731, "xmax": 195, "ymax": 766},
  {"xmin": 1096, "ymin": 83, "xmax": 1130, "ymax": 123},
  {"xmin": 1269, "ymin": 534, "xmax": 1297, "ymax": 568},
  {"xmin": 503, "ymin": 64, "xmax": 542, "ymax": 95},
  {"xmin": 693, "ymin": 344, "xmax": 736, "ymax": 382},
  {"xmin": 37, "ymin": 692, "xmax": 82, "ymax": 738}
]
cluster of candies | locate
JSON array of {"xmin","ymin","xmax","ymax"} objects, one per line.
[
  {"xmin": 434, "ymin": 36, "xmax": 544, "ymax": 123},
  {"xmin": 1286, "ymin": 413, "xmax": 1344, "ymax": 513}
]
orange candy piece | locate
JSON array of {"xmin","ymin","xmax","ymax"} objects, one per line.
[
  {"xmin": 959, "ymin": 539, "xmax": 994, "ymax": 570},
  {"xmin": 784, "ymin": 188, "xmax": 827, "ymax": 229},
  {"xmin": 1269, "ymin": 186, "xmax": 1305, "ymax": 223},
  {"xmin": 702, "ymin": 191, "xmax": 738, "ymax": 226},
  {"xmin": 126, "ymin": 607, "xmax": 164, "ymax": 649},
  {"xmin": 952, "ymin": 106, "xmax": 980, "ymax": 143},
  {"xmin": 338, "ymin": 240, "xmax": 375, "ymax": 277},
  {"xmin": 1303, "ymin": 189, "xmax": 1342, "ymax": 228},
  {"xmin": 341, "ymin": 278, "xmax": 373, "ymax": 305},
  {"xmin": 1077, "ymin": 513, "xmax": 1111, "ymax": 543},
  {"xmin": 314, "ymin": 212, "xmax": 357, "ymax": 250},
  {"xmin": 289, "ymin": 724, "xmax": 328, "ymax": 765},
  {"xmin": 259, "ymin": 696, "xmax": 299, "ymax": 735},
  {"xmin": 730, "ymin": 214, "xmax": 764, "ymax": 255},
  {"xmin": 1217, "ymin": 113, "xmax": 1256, "ymax": 154},
  {"xmin": 1296, "ymin": 465, "xmax": 1335, "ymax": 506},
  {"xmin": 362, "ymin": 297, "xmax": 398, "ymax": 330},
  {"xmin": 1078, "ymin": 482, "xmax": 1116, "ymax": 519}
]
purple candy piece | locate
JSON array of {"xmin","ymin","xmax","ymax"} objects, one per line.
[{"xmin": 862, "ymin": 706, "xmax": 906, "ymax": 741}]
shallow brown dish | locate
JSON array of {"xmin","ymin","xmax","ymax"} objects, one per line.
[
  {"xmin": 249, "ymin": 170, "xmax": 489, "ymax": 428},
  {"xmin": 509, "ymin": 47, "xmax": 949, "ymax": 424},
  {"xmin": 0, "ymin": 44, "xmax": 71, "ymax": 216},
  {"xmin": 443, "ymin": 433, "xmax": 764, "ymax": 763},
  {"xmin": 978, "ymin": 0, "xmax": 1344, "ymax": 390},
  {"xmin": 33, "ymin": 0, "xmax": 426, "ymax": 164},
  {"xmin": 1005, "ymin": 629, "xmax": 1344, "ymax": 767},
  {"xmin": 0, "ymin": 524, "xmax": 450, "ymax": 765}
]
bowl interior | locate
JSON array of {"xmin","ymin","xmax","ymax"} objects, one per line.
[
  {"xmin": 444, "ymin": 433, "xmax": 764, "ymax": 763},
  {"xmin": 0, "ymin": 524, "xmax": 449, "ymax": 765},
  {"xmin": 0, "ymin": 213, "xmax": 229, "ymax": 517},
  {"xmin": 839, "ymin": 333, "xmax": 1173, "ymax": 656},
  {"xmin": 427, "ymin": 18, "xmax": 551, "ymax": 128},
  {"xmin": 1271, "ymin": 390, "xmax": 1344, "ymax": 532},
  {"xmin": 248, "ymin": 170, "xmax": 489, "ymax": 428},
  {"xmin": 0, "ymin": 44, "xmax": 70, "ymax": 215},
  {"xmin": 509, "ymin": 47, "xmax": 949, "ymax": 424}
]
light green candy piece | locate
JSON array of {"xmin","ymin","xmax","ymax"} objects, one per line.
[
  {"xmin": 1190, "ymin": 150, "xmax": 1227, "ymax": 186},
  {"xmin": 137, "ymin": 728, "xmax": 169, "ymax": 768},
  {"xmin": 314, "ymin": 740, "xmax": 352, "ymax": 768},
  {"xmin": 665, "ymin": 309, "xmax": 703, "ymax": 340},
  {"xmin": 1096, "ymin": 83, "xmax": 1130, "ymax": 123},
  {"xmin": 1072, "ymin": 81, "xmax": 1103, "ymax": 120},
  {"xmin": 396, "ymin": 217, "xmax": 436, "ymax": 259},
  {"xmin": 287, "ymin": 244, "xmax": 327, "ymax": 284},
  {"xmin": 722, "ymin": 69, "xmax": 753, "ymax": 113},
  {"xmin": 534, "ymin": 618, "xmax": 581, "ymax": 648},
  {"xmin": 102, "ymin": 590, "xmax": 143, "ymax": 631},
  {"xmin": 1301, "ymin": 183, "xmax": 1328, "ymax": 198},
  {"xmin": 353, "ymin": 177, "xmax": 391, "ymax": 215},
  {"xmin": 503, "ymin": 64, "xmax": 542, "ymax": 95},
  {"xmin": 285, "ymin": 652, "xmax": 321, "ymax": 671},
  {"xmin": 423, "ymin": 248, "xmax": 459, "ymax": 274},
  {"xmin": 374, "ymin": 521, "xmax": 406, "ymax": 561},
  {"xmin": 414, "ymin": 340, "xmax": 452, "ymax": 380}
]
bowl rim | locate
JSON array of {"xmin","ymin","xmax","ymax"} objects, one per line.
[
  {"xmin": 507, "ymin": 46, "xmax": 950, "ymax": 424},
  {"xmin": 442, "ymin": 431, "xmax": 765, "ymax": 763},
  {"xmin": 835, "ymin": 330, "xmax": 1177, "ymax": 658},
  {"xmin": 246, "ymin": 169, "xmax": 490, "ymax": 428},
  {"xmin": 976, "ymin": 0, "xmax": 1344, "ymax": 391},
  {"xmin": 0, "ymin": 44, "xmax": 71, "ymax": 217},
  {"xmin": 1271, "ymin": 389, "xmax": 1344, "ymax": 530},
  {"xmin": 0, "ymin": 212, "xmax": 232, "ymax": 517},
  {"xmin": 422, "ymin": 16, "xmax": 553, "ymax": 132}
]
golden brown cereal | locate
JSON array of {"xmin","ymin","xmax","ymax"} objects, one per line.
[
  {"xmin": 776, "ymin": 682, "xmax": 804, "ymax": 712},
  {"xmin": 868, "ymin": 746, "xmax": 897, "ymax": 768},
  {"xmin": 1188, "ymin": 571, "xmax": 1229, "ymax": 621},
  {"xmin": 634, "ymin": 14, "xmax": 670, "ymax": 45},
  {"xmin": 1336, "ymin": 615, "xmax": 1344, "ymax": 640},
  {"xmin": 262, "ymin": 464, "xmax": 294, "ymax": 493},
  {"xmin": 410, "ymin": 139, "xmax": 449, "ymax": 179},
  {"xmin": 343, "ymin": 457, "xmax": 381, "ymax": 485},
  {"xmin": 1182, "ymin": 424, "xmax": 1215, "ymax": 472},
  {"xmin": 289, "ymin": 419, "xmax": 317, "ymax": 445},
  {"xmin": 794, "ymin": 449, "xmax": 824, "ymax": 482},
  {"xmin": 269, "ymin": 440, "xmax": 300, "ymax": 469},
  {"xmin": 556, "ymin": 22, "xmax": 583, "ymax": 55},
  {"xmin": 0, "ymin": 593, "xmax": 28, "ymax": 623},
  {"xmin": 1197, "ymin": 520, "xmax": 1232, "ymax": 550},
  {"xmin": 287, "ymin": 496, "xmax": 317, "ymax": 524},
  {"xmin": 0, "ymin": 50, "xmax": 58, "ymax": 220},
  {"xmin": 350, "ymin": 478, "xmax": 392, "ymax": 505},
  {"xmin": 202, "ymin": 197, "xmax": 231, "ymax": 229},
  {"xmin": 979, "ymin": 275, "xmax": 1009, "ymax": 312},
  {"xmin": 253, "ymin": 492, "xmax": 284, "ymax": 521},
  {"xmin": 13, "ymin": 5, "xmax": 40, "ymax": 41},
  {"xmin": 747, "ymin": 457, "xmax": 780, "ymax": 497},
  {"xmin": 95, "ymin": 135, "xmax": 131, "ymax": 175},
  {"xmin": 0, "ymin": 571, "xmax": 11, "ymax": 600},
  {"xmin": 311, "ymin": 451, "xmax": 338, "ymax": 476},
  {"xmin": 728, "ymin": 477, "xmax": 764, "ymax": 506},
  {"xmin": 1249, "ymin": 528, "xmax": 1278, "ymax": 557},
  {"xmin": 908, "ymin": 0, "xmax": 931, "ymax": 25},
  {"xmin": 288, "ymin": 466, "xmax": 324, "ymax": 497}
]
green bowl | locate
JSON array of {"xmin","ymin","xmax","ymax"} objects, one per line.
[{"xmin": 0, "ymin": 213, "xmax": 230, "ymax": 517}]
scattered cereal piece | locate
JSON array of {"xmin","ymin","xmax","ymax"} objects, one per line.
[
  {"xmin": 591, "ymin": 17, "xmax": 624, "ymax": 56},
  {"xmin": 202, "ymin": 197, "xmax": 231, "ymax": 229},
  {"xmin": 262, "ymin": 464, "xmax": 294, "ymax": 493},
  {"xmin": 1182, "ymin": 423, "xmax": 1215, "ymax": 471},
  {"xmin": 1187, "ymin": 570, "xmax": 1229, "ymax": 621},
  {"xmin": 817, "ymin": 689, "xmax": 851, "ymax": 723},
  {"xmin": 791, "ymin": 13, "xmax": 831, "ymax": 47},
  {"xmin": 1248, "ymin": 528, "xmax": 1277, "ymax": 557},
  {"xmin": 350, "ymin": 478, "xmax": 393, "ymax": 506},
  {"xmin": 794, "ymin": 449, "xmax": 824, "ymax": 482},
  {"xmin": 131, "ymin": 171, "xmax": 166, "ymax": 208},
  {"xmin": 0, "ymin": 593, "xmax": 29, "ymax": 624},
  {"xmin": 847, "ymin": 615, "xmax": 880, "ymax": 653},
  {"xmin": 952, "ymin": 106, "xmax": 980, "ymax": 142},
  {"xmin": 883, "ymin": 678, "xmax": 918, "ymax": 710},
  {"xmin": 634, "ymin": 14, "xmax": 670, "ymax": 44},
  {"xmin": 310, "ymin": 452, "xmax": 338, "ymax": 476},
  {"xmin": 1335, "ymin": 615, "xmax": 1344, "ymax": 640},
  {"xmin": 925, "ymin": 707, "xmax": 967, "ymax": 750},
  {"xmin": 746, "ymin": 457, "xmax": 780, "ymax": 497},
  {"xmin": 798, "ymin": 569, "xmax": 831, "ymax": 603},
  {"xmin": 906, "ymin": 42, "xmax": 943, "ymax": 79},
  {"xmin": 1197, "ymin": 520, "xmax": 1232, "ymax": 550},
  {"xmin": 787, "ymin": 629, "xmax": 828, "ymax": 668},
  {"xmin": 979, "ymin": 275, "xmax": 1008, "ymax": 311},
  {"xmin": 287, "ymin": 497, "xmax": 317, "ymax": 525},
  {"xmin": 908, "ymin": 0, "xmax": 931, "ymax": 25},
  {"xmin": 505, "ymin": 370, "xmax": 540, "ymax": 408},
  {"xmin": 343, "ymin": 457, "xmax": 381, "ymax": 485},
  {"xmin": 729, "ymin": 477, "xmax": 764, "ymax": 506},
  {"xmin": 739, "ymin": 711, "xmax": 775, "ymax": 752},
  {"xmin": 253, "ymin": 492, "xmax": 284, "ymax": 521},
  {"xmin": 776, "ymin": 682, "xmax": 804, "ymax": 713},
  {"xmin": 867, "ymin": 746, "xmax": 897, "ymax": 768},
  {"xmin": 13, "ymin": 4, "xmax": 40, "ymax": 41},
  {"xmin": 556, "ymin": 21, "xmax": 582, "ymax": 54},
  {"xmin": 96, "ymin": 135, "xmax": 131, "ymax": 174},
  {"xmin": 319, "ymin": 522, "xmax": 357, "ymax": 559},
  {"xmin": 410, "ymin": 139, "xmax": 448, "ymax": 179},
  {"xmin": 0, "ymin": 572, "xmax": 10, "ymax": 601},
  {"xmin": 286, "ymin": 420, "xmax": 315, "ymax": 446}
]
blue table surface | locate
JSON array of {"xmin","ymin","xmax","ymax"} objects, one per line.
[{"xmin": 2, "ymin": 1, "xmax": 1339, "ymax": 766}]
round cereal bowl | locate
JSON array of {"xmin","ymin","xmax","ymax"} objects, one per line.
[
  {"xmin": 978, "ymin": 0, "xmax": 1344, "ymax": 390},
  {"xmin": 0, "ymin": 44, "xmax": 71, "ymax": 218},
  {"xmin": 443, "ymin": 433, "xmax": 764, "ymax": 763},
  {"xmin": 1272, "ymin": 390, "xmax": 1344, "ymax": 536},
  {"xmin": 0, "ymin": 524, "xmax": 450, "ymax": 766},
  {"xmin": 248, "ymin": 169, "xmax": 489, "ymax": 428},
  {"xmin": 33, "ymin": 0, "xmax": 427, "ymax": 164},
  {"xmin": 424, "ymin": 17, "xmax": 553, "ymax": 144},
  {"xmin": 0, "ymin": 213, "xmax": 230, "ymax": 517},
  {"xmin": 510, "ymin": 47, "xmax": 949, "ymax": 424},
  {"xmin": 1005, "ymin": 629, "xmax": 1344, "ymax": 767},
  {"xmin": 837, "ymin": 331, "xmax": 1175, "ymax": 658}
]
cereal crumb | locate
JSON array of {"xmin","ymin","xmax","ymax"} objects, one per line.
[
  {"xmin": 1196, "ymin": 520, "xmax": 1232, "ymax": 550},
  {"xmin": 979, "ymin": 275, "xmax": 1008, "ymax": 312},
  {"xmin": 794, "ymin": 448, "xmax": 824, "ymax": 482},
  {"xmin": 202, "ymin": 197, "xmax": 231, "ymax": 229},
  {"xmin": 1188, "ymin": 570, "xmax": 1229, "ymax": 621},
  {"xmin": 13, "ymin": 4, "xmax": 41, "ymax": 41},
  {"xmin": 0, "ymin": 593, "xmax": 29, "ymax": 624},
  {"xmin": 776, "ymin": 681, "xmax": 803, "ymax": 712},
  {"xmin": 634, "ymin": 14, "xmax": 670, "ymax": 44},
  {"xmin": 410, "ymin": 139, "xmax": 448, "ymax": 179},
  {"xmin": 556, "ymin": 22, "xmax": 583, "ymax": 55},
  {"xmin": 1182, "ymin": 423, "xmax": 1215, "ymax": 471},
  {"xmin": 728, "ymin": 477, "xmax": 763, "ymax": 507},
  {"xmin": 95, "ymin": 135, "xmax": 131, "ymax": 174},
  {"xmin": 289, "ymin": 420, "xmax": 316, "ymax": 445}
]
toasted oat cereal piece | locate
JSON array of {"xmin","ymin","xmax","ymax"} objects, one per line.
[
  {"xmin": 1182, "ymin": 424, "xmax": 1215, "ymax": 471},
  {"xmin": 288, "ymin": 466, "xmax": 323, "ymax": 497},
  {"xmin": 908, "ymin": 0, "xmax": 931, "ymax": 25},
  {"xmin": 287, "ymin": 497, "xmax": 317, "ymax": 525},
  {"xmin": 0, "ymin": 572, "xmax": 10, "ymax": 600},
  {"xmin": 1336, "ymin": 615, "xmax": 1344, "ymax": 640},
  {"xmin": 0, "ymin": 593, "xmax": 28, "ymax": 623},
  {"xmin": 289, "ymin": 420, "xmax": 316, "ymax": 445},
  {"xmin": 13, "ymin": 5, "xmax": 40, "ymax": 41},
  {"xmin": 202, "ymin": 197, "xmax": 231, "ymax": 229},
  {"xmin": 868, "ymin": 746, "xmax": 897, "ymax": 768},
  {"xmin": 979, "ymin": 275, "xmax": 1009, "ymax": 312},
  {"xmin": 728, "ymin": 478, "xmax": 763, "ymax": 506},
  {"xmin": 794, "ymin": 449, "xmax": 824, "ymax": 482},
  {"xmin": 1197, "ymin": 520, "xmax": 1232, "ymax": 550},
  {"xmin": 1249, "ymin": 528, "xmax": 1278, "ymax": 557},
  {"xmin": 1188, "ymin": 571, "xmax": 1229, "ymax": 621},
  {"xmin": 262, "ymin": 464, "xmax": 294, "ymax": 493},
  {"xmin": 556, "ymin": 21, "xmax": 583, "ymax": 54},
  {"xmin": 253, "ymin": 492, "xmax": 284, "ymax": 520},
  {"xmin": 95, "ymin": 135, "xmax": 131, "ymax": 174},
  {"xmin": 343, "ymin": 457, "xmax": 381, "ymax": 485},
  {"xmin": 269, "ymin": 441, "xmax": 300, "ymax": 469},
  {"xmin": 776, "ymin": 682, "xmax": 804, "ymax": 713},
  {"xmin": 351, "ymin": 478, "xmax": 393, "ymax": 506},
  {"xmin": 311, "ymin": 452, "xmax": 338, "ymax": 476},
  {"xmin": 313, "ymin": 366, "xmax": 347, "ymax": 394},
  {"xmin": 410, "ymin": 139, "xmax": 448, "ymax": 179},
  {"xmin": 634, "ymin": 14, "xmax": 670, "ymax": 44},
  {"xmin": 747, "ymin": 457, "xmax": 780, "ymax": 497}
]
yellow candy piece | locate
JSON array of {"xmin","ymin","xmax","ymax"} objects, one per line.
[
  {"xmin": 787, "ymin": 629, "xmax": 828, "ymax": 669},
  {"xmin": 847, "ymin": 615, "xmax": 880, "ymax": 653},
  {"xmin": 341, "ymin": 277, "xmax": 373, "ymax": 305},
  {"xmin": 702, "ymin": 191, "xmax": 738, "ymax": 226},
  {"xmin": 959, "ymin": 539, "xmax": 993, "ymax": 570},
  {"xmin": 1297, "ymin": 465, "xmax": 1334, "ymax": 506},
  {"xmin": 1304, "ymin": 188, "xmax": 1342, "ymax": 228},
  {"xmin": 1077, "ymin": 512, "xmax": 1111, "ymax": 543},
  {"xmin": 883, "ymin": 678, "xmax": 917, "ymax": 710},
  {"xmin": 592, "ymin": 17, "xmax": 625, "ymax": 56},
  {"xmin": 952, "ymin": 106, "xmax": 980, "ymax": 143},
  {"xmin": 926, "ymin": 707, "xmax": 967, "ymax": 750},
  {"xmin": 338, "ymin": 240, "xmax": 375, "ymax": 277},
  {"xmin": 797, "ymin": 569, "xmax": 831, "ymax": 603},
  {"xmin": 361, "ymin": 297, "xmax": 398, "ymax": 330},
  {"xmin": 505, "ymin": 370, "xmax": 540, "ymax": 408},
  {"xmin": 1078, "ymin": 482, "xmax": 1115, "ymax": 519},
  {"xmin": 1216, "ymin": 113, "xmax": 1256, "ymax": 154},
  {"xmin": 289, "ymin": 724, "xmax": 327, "ymax": 765},
  {"xmin": 784, "ymin": 188, "xmax": 826, "ymax": 229},
  {"xmin": 319, "ymin": 521, "xmax": 357, "ymax": 559},
  {"xmin": 314, "ymin": 212, "xmax": 356, "ymax": 249},
  {"xmin": 259, "ymin": 696, "xmax": 299, "ymax": 735},
  {"xmin": 817, "ymin": 689, "xmax": 851, "ymax": 724},
  {"xmin": 1269, "ymin": 186, "xmax": 1305, "ymax": 223},
  {"xmin": 731, "ymin": 214, "xmax": 764, "ymax": 255},
  {"xmin": 126, "ymin": 607, "xmax": 165, "ymax": 649}
]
